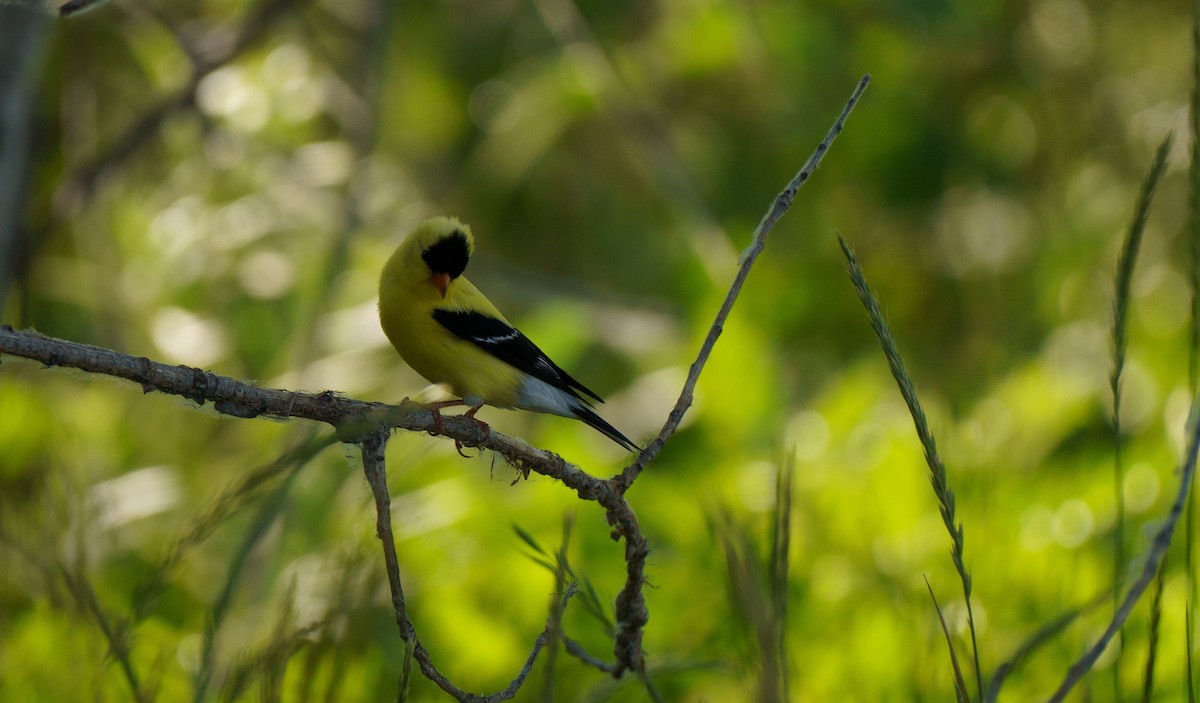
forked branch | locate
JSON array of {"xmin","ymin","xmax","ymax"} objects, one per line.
[{"xmin": 0, "ymin": 69, "xmax": 871, "ymax": 701}]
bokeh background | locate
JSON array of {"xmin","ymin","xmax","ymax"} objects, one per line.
[{"xmin": 0, "ymin": 0, "xmax": 1196, "ymax": 700}]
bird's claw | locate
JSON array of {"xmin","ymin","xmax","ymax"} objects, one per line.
[
  {"xmin": 425, "ymin": 401, "xmax": 491, "ymax": 458},
  {"xmin": 453, "ymin": 407, "xmax": 489, "ymax": 458},
  {"xmin": 429, "ymin": 406, "xmax": 447, "ymax": 436}
]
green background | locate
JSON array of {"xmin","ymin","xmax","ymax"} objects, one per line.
[{"xmin": 1, "ymin": 0, "xmax": 1195, "ymax": 700}]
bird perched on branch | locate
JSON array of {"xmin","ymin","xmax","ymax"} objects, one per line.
[{"xmin": 378, "ymin": 216, "xmax": 639, "ymax": 452}]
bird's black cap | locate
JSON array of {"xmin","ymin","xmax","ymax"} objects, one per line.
[{"xmin": 421, "ymin": 229, "xmax": 471, "ymax": 279}]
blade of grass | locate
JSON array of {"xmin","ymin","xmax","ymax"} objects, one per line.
[
  {"xmin": 1111, "ymin": 133, "xmax": 1174, "ymax": 693},
  {"xmin": 513, "ymin": 521, "xmax": 613, "ymax": 636},
  {"xmin": 219, "ymin": 619, "xmax": 326, "ymax": 703},
  {"xmin": 1190, "ymin": 0, "xmax": 1200, "ymax": 396},
  {"xmin": 51, "ymin": 434, "xmax": 325, "ymax": 703},
  {"xmin": 398, "ymin": 635, "xmax": 415, "ymax": 703},
  {"xmin": 59, "ymin": 561, "xmax": 145, "ymax": 702},
  {"xmin": 262, "ymin": 580, "xmax": 298, "ymax": 703},
  {"xmin": 134, "ymin": 431, "xmax": 333, "ymax": 619},
  {"xmin": 712, "ymin": 459, "xmax": 794, "ymax": 703},
  {"xmin": 985, "ymin": 588, "xmax": 1112, "ymax": 702},
  {"xmin": 767, "ymin": 456, "xmax": 794, "ymax": 701},
  {"xmin": 637, "ymin": 666, "xmax": 666, "ymax": 703},
  {"xmin": 714, "ymin": 511, "xmax": 767, "ymax": 671},
  {"xmin": 1049, "ymin": 395, "xmax": 1200, "ymax": 701},
  {"xmin": 838, "ymin": 233, "xmax": 983, "ymax": 701},
  {"xmin": 1142, "ymin": 556, "xmax": 1169, "ymax": 703},
  {"xmin": 1188, "ymin": 606, "xmax": 1196, "ymax": 703},
  {"xmin": 1188, "ymin": 0, "xmax": 1200, "ymax": 690},
  {"xmin": 194, "ymin": 466, "xmax": 301, "ymax": 702},
  {"xmin": 513, "ymin": 523, "xmax": 558, "ymax": 572},
  {"xmin": 926, "ymin": 577, "xmax": 970, "ymax": 703},
  {"xmin": 541, "ymin": 516, "xmax": 575, "ymax": 703},
  {"xmin": 310, "ymin": 552, "xmax": 373, "ymax": 703}
]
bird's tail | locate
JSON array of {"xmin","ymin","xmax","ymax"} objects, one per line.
[{"xmin": 572, "ymin": 405, "xmax": 640, "ymax": 453}]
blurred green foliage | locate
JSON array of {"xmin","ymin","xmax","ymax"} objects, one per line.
[{"xmin": 1, "ymin": 0, "xmax": 1197, "ymax": 700}]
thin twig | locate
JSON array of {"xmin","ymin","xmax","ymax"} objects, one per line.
[
  {"xmin": 1048, "ymin": 397, "xmax": 1200, "ymax": 701},
  {"xmin": 611, "ymin": 73, "xmax": 871, "ymax": 493},
  {"xmin": 360, "ymin": 431, "xmax": 415, "ymax": 642},
  {"xmin": 487, "ymin": 585, "xmax": 578, "ymax": 701},
  {"xmin": 562, "ymin": 637, "xmax": 618, "ymax": 673},
  {"xmin": 360, "ymin": 430, "xmax": 584, "ymax": 702}
]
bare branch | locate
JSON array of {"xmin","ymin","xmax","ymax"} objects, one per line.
[
  {"xmin": 611, "ymin": 73, "xmax": 871, "ymax": 493},
  {"xmin": 0, "ymin": 324, "xmax": 653, "ymax": 690},
  {"xmin": 0, "ymin": 325, "xmax": 567, "ymax": 473}
]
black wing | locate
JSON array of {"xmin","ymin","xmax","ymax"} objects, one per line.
[{"xmin": 432, "ymin": 309, "xmax": 604, "ymax": 403}]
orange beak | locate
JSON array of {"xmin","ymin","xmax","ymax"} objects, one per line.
[{"xmin": 431, "ymin": 272, "xmax": 451, "ymax": 298}]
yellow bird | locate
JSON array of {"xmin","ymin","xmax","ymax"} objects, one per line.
[{"xmin": 378, "ymin": 216, "xmax": 639, "ymax": 452}]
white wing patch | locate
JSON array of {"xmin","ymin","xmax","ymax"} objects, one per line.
[{"xmin": 477, "ymin": 330, "xmax": 521, "ymax": 344}]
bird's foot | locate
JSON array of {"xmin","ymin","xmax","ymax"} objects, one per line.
[
  {"xmin": 465, "ymin": 404, "xmax": 491, "ymax": 437},
  {"xmin": 455, "ymin": 404, "xmax": 490, "ymax": 457},
  {"xmin": 426, "ymin": 399, "xmax": 464, "ymax": 436},
  {"xmin": 429, "ymin": 405, "xmax": 447, "ymax": 435}
]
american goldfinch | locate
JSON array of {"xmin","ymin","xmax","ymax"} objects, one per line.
[{"xmin": 378, "ymin": 216, "xmax": 639, "ymax": 452}]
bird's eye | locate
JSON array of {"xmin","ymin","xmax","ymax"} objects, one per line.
[{"xmin": 421, "ymin": 249, "xmax": 431, "ymax": 263}]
